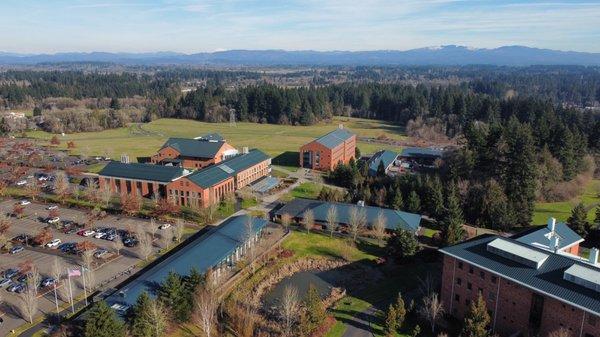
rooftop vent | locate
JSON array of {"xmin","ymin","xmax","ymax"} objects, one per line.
[
  {"xmin": 242, "ymin": 147, "xmax": 249, "ymax": 154},
  {"xmin": 563, "ymin": 264, "xmax": 600, "ymax": 293},
  {"xmin": 120, "ymin": 154, "xmax": 129, "ymax": 164},
  {"xmin": 487, "ymin": 238, "xmax": 549, "ymax": 269},
  {"xmin": 547, "ymin": 217, "xmax": 556, "ymax": 232},
  {"xmin": 589, "ymin": 248, "xmax": 599, "ymax": 265}
]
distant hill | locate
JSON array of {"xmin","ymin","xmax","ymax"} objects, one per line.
[{"xmin": 1, "ymin": 46, "xmax": 600, "ymax": 66}]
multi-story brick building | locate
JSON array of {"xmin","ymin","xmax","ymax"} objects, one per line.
[
  {"xmin": 299, "ymin": 126, "xmax": 356, "ymax": 171},
  {"xmin": 439, "ymin": 227, "xmax": 599, "ymax": 337},
  {"xmin": 150, "ymin": 134, "xmax": 238, "ymax": 170},
  {"xmin": 99, "ymin": 149, "xmax": 271, "ymax": 209}
]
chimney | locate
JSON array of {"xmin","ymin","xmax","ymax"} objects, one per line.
[
  {"xmin": 120, "ymin": 154, "xmax": 129, "ymax": 164},
  {"xmin": 242, "ymin": 147, "xmax": 249, "ymax": 154},
  {"xmin": 357, "ymin": 200, "xmax": 365, "ymax": 207},
  {"xmin": 553, "ymin": 236, "xmax": 560, "ymax": 252},
  {"xmin": 547, "ymin": 217, "xmax": 556, "ymax": 232},
  {"xmin": 590, "ymin": 248, "xmax": 599, "ymax": 265}
]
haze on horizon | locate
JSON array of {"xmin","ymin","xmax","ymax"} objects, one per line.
[{"xmin": 1, "ymin": 0, "xmax": 599, "ymax": 54}]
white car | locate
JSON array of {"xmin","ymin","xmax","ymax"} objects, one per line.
[
  {"xmin": 46, "ymin": 239, "xmax": 61, "ymax": 248},
  {"xmin": 82, "ymin": 230, "xmax": 95, "ymax": 237},
  {"xmin": 47, "ymin": 217, "xmax": 60, "ymax": 224},
  {"xmin": 19, "ymin": 200, "xmax": 31, "ymax": 206},
  {"xmin": 16, "ymin": 180, "xmax": 27, "ymax": 186},
  {"xmin": 38, "ymin": 176, "xmax": 48, "ymax": 181},
  {"xmin": 94, "ymin": 232, "xmax": 106, "ymax": 239},
  {"xmin": 159, "ymin": 223, "xmax": 172, "ymax": 230},
  {"xmin": 46, "ymin": 205, "xmax": 58, "ymax": 210}
]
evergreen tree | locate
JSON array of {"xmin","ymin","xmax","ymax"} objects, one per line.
[
  {"xmin": 110, "ymin": 97, "xmax": 121, "ymax": 110},
  {"xmin": 84, "ymin": 301, "xmax": 125, "ymax": 337},
  {"xmin": 392, "ymin": 188, "xmax": 404, "ymax": 210},
  {"xmin": 440, "ymin": 184, "xmax": 465, "ymax": 246},
  {"xmin": 461, "ymin": 294, "xmax": 491, "ymax": 337},
  {"xmin": 567, "ymin": 203, "xmax": 591, "ymax": 238},
  {"xmin": 383, "ymin": 303, "xmax": 398, "ymax": 337},
  {"xmin": 129, "ymin": 292, "xmax": 153, "ymax": 337},
  {"xmin": 395, "ymin": 292, "xmax": 407, "ymax": 329},
  {"xmin": 304, "ymin": 284, "xmax": 326, "ymax": 333},
  {"xmin": 406, "ymin": 190, "xmax": 421, "ymax": 213},
  {"xmin": 157, "ymin": 272, "xmax": 191, "ymax": 323},
  {"xmin": 593, "ymin": 205, "xmax": 600, "ymax": 230},
  {"xmin": 504, "ymin": 118, "xmax": 537, "ymax": 225},
  {"xmin": 377, "ymin": 160, "xmax": 387, "ymax": 177},
  {"xmin": 424, "ymin": 176, "xmax": 444, "ymax": 219},
  {"xmin": 386, "ymin": 228, "xmax": 419, "ymax": 261}
]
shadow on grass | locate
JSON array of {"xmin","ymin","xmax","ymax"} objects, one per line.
[{"xmin": 273, "ymin": 151, "xmax": 299, "ymax": 167}]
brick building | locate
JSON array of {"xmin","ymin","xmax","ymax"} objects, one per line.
[
  {"xmin": 299, "ymin": 126, "xmax": 356, "ymax": 171},
  {"xmin": 150, "ymin": 134, "xmax": 238, "ymax": 170},
  {"xmin": 439, "ymin": 232, "xmax": 599, "ymax": 337},
  {"xmin": 99, "ymin": 149, "xmax": 271, "ymax": 209}
]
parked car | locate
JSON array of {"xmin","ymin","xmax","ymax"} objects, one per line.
[
  {"xmin": 46, "ymin": 205, "xmax": 58, "ymax": 210},
  {"xmin": 47, "ymin": 217, "xmax": 61, "ymax": 224},
  {"xmin": 94, "ymin": 232, "xmax": 106, "ymax": 239},
  {"xmin": 159, "ymin": 223, "xmax": 172, "ymax": 230},
  {"xmin": 3, "ymin": 268, "xmax": 19, "ymax": 278},
  {"xmin": 19, "ymin": 199, "xmax": 31, "ymax": 205},
  {"xmin": 7, "ymin": 283, "xmax": 24, "ymax": 293},
  {"xmin": 123, "ymin": 237, "xmax": 139, "ymax": 247},
  {"xmin": 10, "ymin": 246, "xmax": 24, "ymax": 254},
  {"xmin": 59, "ymin": 242, "xmax": 76, "ymax": 253},
  {"xmin": 40, "ymin": 277, "xmax": 56, "ymax": 288},
  {"xmin": 104, "ymin": 234, "xmax": 116, "ymax": 241},
  {"xmin": 0, "ymin": 278, "xmax": 12, "ymax": 287},
  {"xmin": 12, "ymin": 234, "xmax": 31, "ymax": 244},
  {"xmin": 46, "ymin": 239, "xmax": 62, "ymax": 248},
  {"xmin": 79, "ymin": 229, "xmax": 95, "ymax": 237},
  {"xmin": 16, "ymin": 180, "xmax": 27, "ymax": 186},
  {"xmin": 94, "ymin": 249, "xmax": 109, "ymax": 258},
  {"xmin": 38, "ymin": 175, "xmax": 49, "ymax": 181},
  {"xmin": 64, "ymin": 227, "xmax": 78, "ymax": 235}
]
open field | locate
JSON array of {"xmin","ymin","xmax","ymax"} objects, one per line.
[
  {"xmin": 25, "ymin": 117, "xmax": 405, "ymax": 165},
  {"xmin": 532, "ymin": 179, "xmax": 600, "ymax": 224}
]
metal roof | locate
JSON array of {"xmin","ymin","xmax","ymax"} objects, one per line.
[
  {"xmin": 367, "ymin": 150, "xmax": 398, "ymax": 176},
  {"xmin": 274, "ymin": 198, "xmax": 421, "ymax": 233},
  {"xmin": 161, "ymin": 137, "xmax": 226, "ymax": 158},
  {"xmin": 400, "ymin": 147, "xmax": 444, "ymax": 159},
  {"xmin": 514, "ymin": 222, "xmax": 583, "ymax": 252},
  {"xmin": 314, "ymin": 128, "xmax": 354, "ymax": 149},
  {"xmin": 105, "ymin": 216, "xmax": 268, "ymax": 308},
  {"xmin": 440, "ymin": 235, "xmax": 600, "ymax": 315},
  {"xmin": 186, "ymin": 149, "xmax": 270, "ymax": 188},
  {"xmin": 487, "ymin": 238, "xmax": 549, "ymax": 269},
  {"xmin": 98, "ymin": 161, "xmax": 185, "ymax": 183},
  {"xmin": 564, "ymin": 265, "xmax": 600, "ymax": 292}
]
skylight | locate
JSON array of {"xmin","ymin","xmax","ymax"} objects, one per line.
[
  {"xmin": 487, "ymin": 238, "xmax": 549, "ymax": 269},
  {"xmin": 564, "ymin": 264, "xmax": 600, "ymax": 293}
]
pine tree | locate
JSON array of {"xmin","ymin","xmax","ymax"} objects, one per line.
[
  {"xmin": 424, "ymin": 176, "xmax": 444, "ymax": 219},
  {"xmin": 461, "ymin": 294, "xmax": 491, "ymax": 337},
  {"xmin": 377, "ymin": 160, "xmax": 387, "ymax": 177},
  {"xmin": 304, "ymin": 284, "xmax": 326, "ymax": 333},
  {"xmin": 129, "ymin": 292, "xmax": 152, "ymax": 337},
  {"xmin": 593, "ymin": 205, "xmax": 600, "ymax": 230},
  {"xmin": 395, "ymin": 292, "xmax": 407, "ymax": 329},
  {"xmin": 84, "ymin": 301, "xmax": 125, "ymax": 337},
  {"xmin": 383, "ymin": 303, "xmax": 398, "ymax": 337},
  {"xmin": 440, "ymin": 184, "xmax": 465, "ymax": 246},
  {"xmin": 157, "ymin": 272, "xmax": 191, "ymax": 323},
  {"xmin": 406, "ymin": 190, "xmax": 421, "ymax": 213},
  {"xmin": 392, "ymin": 188, "xmax": 404, "ymax": 210},
  {"xmin": 386, "ymin": 228, "xmax": 419, "ymax": 261},
  {"xmin": 567, "ymin": 203, "xmax": 591, "ymax": 238}
]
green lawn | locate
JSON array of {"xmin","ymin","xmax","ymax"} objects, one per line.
[
  {"xmin": 282, "ymin": 230, "xmax": 379, "ymax": 262},
  {"xmin": 25, "ymin": 116, "xmax": 405, "ymax": 163},
  {"xmin": 532, "ymin": 179, "xmax": 600, "ymax": 224},
  {"xmin": 291, "ymin": 182, "xmax": 323, "ymax": 199}
]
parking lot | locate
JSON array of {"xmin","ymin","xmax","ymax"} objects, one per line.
[{"xmin": 0, "ymin": 198, "xmax": 162, "ymax": 335}]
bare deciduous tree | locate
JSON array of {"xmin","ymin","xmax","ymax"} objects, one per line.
[
  {"xmin": 349, "ymin": 206, "xmax": 366, "ymax": 242},
  {"xmin": 280, "ymin": 285, "xmax": 300, "ymax": 336},
  {"xmin": 326, "ymin": 205, "xmax": 337, "ymax": 238},
  {"xmin": 244, "ymin": 215, "xmax": 258, "ymax": 274},
  {"xmin": 53, "ymin": 171, "xmax": 70, "ymax": 202},
  {"xmin": 302, "ymin": 209, "xmax": 314, "ymax": 234},
  {"xmin": 99, "ymin": 186, "xmax": 113, "ymax": 207},
  {"xmin": 194, "ymin": 280, "xmax": 219, "ymax": 337},
  {"xmin": 19, "ymin": 268, "xmax": 40, "ymax": 323},
  {"xmin": 138, "ymin": 233, "xmax": 153, "ymax": 261},
  {"xmin": 226, "ymin": 302, "xmax": 258, "ymax": 337},
  {"xmin": 81, "ymin": 250, "xmax": 95, "ymax": 290},
  {"xmin": 372, "ymin": 210, "xmax": 387, "ymax": 246},
  {"xmin": 51, "ymin": 257, "xmax": 64, "ymax": 312},
  {"xmin": 112, "ymin": 235, "xmax": 124, "ymax": 255},
  {"xmin": 149, "ymin": 218, "xmax": 158, "ymax": 240},
  {"xmin": 148, "ymin": 298, "xmax": 168, "ymax": 337},
  {"xmin": 161, "ymin": 227, "xmax": 172, "ymax": 250},
  {"xmin": 548, "ymin": 328, "xmax": 572, "ymax": 337},
  {"xmin": 419, "ymin": 292, "xmax": 444, "ymax": 333},
  {"xmin": 174, "ymin": 219, "xmax": 184, "ymax": 243},
  {"xmin": 280, "ymin": 213, "xmax": 292, "ymax": 232}
]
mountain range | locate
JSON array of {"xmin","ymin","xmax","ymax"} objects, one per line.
[{"xmin": 1, "ymin": 45, "xmax": 600, "ymax": 66}]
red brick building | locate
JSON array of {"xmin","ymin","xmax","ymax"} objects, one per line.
[
  {"xmin": 439, "ymin": 235, "xmax": 599, "ymax": 337},
  {"xmin": 299, "ymin": 126, "xmax": 356, "ymax": 171},
  {"xmin": 99, "ymin": 149, "xmax": 271, "ymax": 209},
  {"xmin": 151, "ymin": 134, "xmax": 238, "ymax": 170}
]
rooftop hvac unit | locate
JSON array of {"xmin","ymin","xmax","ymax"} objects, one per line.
[{"xmin": 120, "ymin": 154, "xmax": 130, "ymax": 164}]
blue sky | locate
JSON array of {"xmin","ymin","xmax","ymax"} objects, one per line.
[{"xmin": 1, "ymin": 0, "xmax": 599, "ymax": 53}]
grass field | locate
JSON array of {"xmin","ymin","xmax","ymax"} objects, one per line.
[
  {"xmin": 26, "ymin": 117, "xmax": 405, "ymax": 164},
  {"xmin": 291, "ymin": 181, "xmax": 323, "ymax": 199},
  {"xmin": 532, "ymin": 179, "xmax": 600, "ymax": 224}
]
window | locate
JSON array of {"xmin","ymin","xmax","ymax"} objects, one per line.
[
  {"xmin": 489, "ymin": 291, "xmax": 496, "ymax": 300},
  {"xmin": 480, "ymin": 271, "xmax": 485, "ymax": 279},
  {"xmin": 478, "ymin": 288, "xmax": 483, "ymax": 295},
  {"xmin": 588, "ymin": 314, "xmax": 597, "ymax": 326},
  {"xmin": 467, "ymin": 282, "xmax": 472, "ymax": 290},
  {"xmin": 456, "ymin": 278, "xmax": 462, "ymax": 286},
  {"xmin": 465, "ymin": 299, "xmax": 471, "ymax": 306},
  {"xmin": 455, "ymin": 294, "xmax": 460, "ymax": 302},
  {"xmin": 491, "ymin": 276, "xmax": 498, "ymax": 284},
  {"xmin": 458, "ymin": 261, "xmax": 463, "ymax": 270},
  {"xmin": 469, "ymin": 266, "xmax": 474, "ymax": 274}
]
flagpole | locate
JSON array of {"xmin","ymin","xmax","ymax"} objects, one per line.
[
  {"xmin": 67, "ymin": 269, "xmax": 74, "ymax": 314},
  {"xmin": 82, "ymin": 266, "xmax": 88, "ymax": 307}
]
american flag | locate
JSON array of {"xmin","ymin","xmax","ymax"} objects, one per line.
[{"xmin": 68, "ymin": 269, "xmax": 81, "ymax": 277}]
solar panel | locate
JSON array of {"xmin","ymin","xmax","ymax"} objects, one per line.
[
  {"xmin": 487, "ymin": 238, "xmax": 549, "ymax": 269},
  {"xmin": 218, "ymin": 164, "xmax": 234, "ymax": 174},
  {"xmin": 564, "ymin": 264, "xmax": 600, "ymax": 292}
]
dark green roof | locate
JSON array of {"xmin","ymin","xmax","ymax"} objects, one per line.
[
  {"xmin": 186, "ymin": 149, "xmax": 270, "ymax": 188},
  {"xmin": 99, "ymin": 161, "xmax": 184, "ymax": 183},
  {"xmin": 368, "ymin": 150, "xmax": 398, "ymax": 176},
  {"xmin": 314, "ymin": 128, "xmax": 354, "ymax": 149},
  {"xmin": 161, "ymin": 137, "xmax": 226, "ymax": 158}
]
